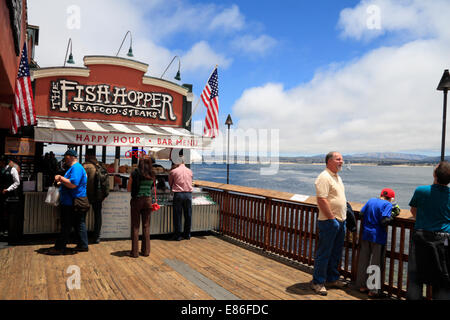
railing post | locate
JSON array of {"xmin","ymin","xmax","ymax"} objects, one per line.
[
  {"xmin": 263, "ymin": 197, "xmax": 272, "ymax": 251},
  {"xmin": 224, "ymin": 191, "xmax": 230, "ymax": 235}
]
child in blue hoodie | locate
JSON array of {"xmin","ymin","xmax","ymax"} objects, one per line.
[{"xmin": 356, "ymin": 188, "xmax": 399, "ymax": 298}]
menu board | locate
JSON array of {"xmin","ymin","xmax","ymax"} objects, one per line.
[
  {"xmin": 4, "ymin": 137, "xmax": 36, "ymax": 156},
  {"xmin": 100, "ymin": 192, "xmax": 131, "ymax": 239}
]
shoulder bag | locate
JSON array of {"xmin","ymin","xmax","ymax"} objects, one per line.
[
  {"xmin": 151, "ymin": 179, "xmax": 160, "ymax": 211},
  {"xmin": 74, "ymin": 196, "xmax": 91, "ymax": 212}
]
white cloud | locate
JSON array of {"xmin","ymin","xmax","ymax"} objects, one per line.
[
  {"xmin": 181, "ymin": 41, "xmax": 232, "ymax": 73},
  {"xmin": 27, "ymin": 0, "xmax": 232, "ymax": 77},
  {"xmin": 232, "ymin": 34, "xmax": 277, "ymax": 56},
  {"xmin": 338, "ymin": 0, "xmax": 450, "ymax": 41},
  {"xmin": 209, "ymin": 4, "xmax": 245, "ymax": 32},
  {"xmin": 231, "ymin": 0, "xmax": 450, "ymax": 155}
]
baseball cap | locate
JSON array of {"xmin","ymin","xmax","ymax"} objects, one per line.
[
  {"xmin": 380, "ymin": 188, "xmax": 395, "ymax": 199},
  {"xmin": 64, "ymin": 149, "xmax": 78, "ymax": 157}
]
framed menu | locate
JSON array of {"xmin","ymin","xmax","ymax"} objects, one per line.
[{"xmin": 4, "ymin": 137, "xmax": 36, "ymax": 156}]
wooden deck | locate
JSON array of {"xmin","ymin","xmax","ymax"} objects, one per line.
[{"xmin": 0, "ymin": 234, "xmax": 369, "ymax": 300}]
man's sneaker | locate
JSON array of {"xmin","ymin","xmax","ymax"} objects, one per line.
[
  {"xmin": 73, "ymin": 246, "xmax": 89, "ymax": 252},
  {"xmin": 326, "ymin": 280, "xmax": 348, "ymax": 288},
  {"xmin": 310, "ymin": 281, "xmax": 328, "ymax": 296}
]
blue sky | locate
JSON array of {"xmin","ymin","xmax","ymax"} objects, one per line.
[{"xmin": 29, "ymin": 0, "xmax": 450, "ymax": 157}]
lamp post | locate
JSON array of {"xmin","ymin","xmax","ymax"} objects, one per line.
[
  {"xmin": 160, "ymin": 56, "xmax": 181, "ymax": 81},
  {"xmin": 63, "ymin": 38, "xmax": 75, "ymax": 66},
  {"xmin": 116, "ymin": 31, "xmax": 134, "ymax": 57},
  {"xmin": 437, "ymin": 69, "xmax": 450, "ymax": 161},
  {"xmin": 225, "ymin": 114, "xmax": 233, "ymax": 184}
]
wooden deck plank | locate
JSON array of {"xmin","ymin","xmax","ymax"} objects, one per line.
[
  {"xmin": 173, "ymin": 238, "xmax": 259, "ymax": 295},
  {"xmin": 184, "ymin": 237, "xmax": 296, "ymax": 300},
  {"xmin": 199, "ymin": 238, "xmax": 299, "ymax": 299},
  {"xmin": 177, "ymin": 237, "xmax": 308, "ymax": 300},
  {"xmin": 0, "ymin": 234, "xmax": 366, "ymax": 300}
]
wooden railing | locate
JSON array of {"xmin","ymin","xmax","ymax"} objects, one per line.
[{"xmin": 194, "ymin": 180, "xmax": 430, "ymax": 300}]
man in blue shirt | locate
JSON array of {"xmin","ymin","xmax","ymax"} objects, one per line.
[
  {"xmin": 407, "ymin": 161, "xmax": 450, "ymax": 300},
  {"xmin": 48, "ymin": 149, "xmax": 88, "ymax": 255},
  {"xmin": 356, "ymin": 188, "xmax": 395, "ymax": 298}
]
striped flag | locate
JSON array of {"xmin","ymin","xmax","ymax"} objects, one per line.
[
  {"xmin": 200, "ymin": 67, "xmax": 219, "ymax": 138},
  {"xmin": 11, "ymin": 43, "xmax": 36, "ymax": 134}
]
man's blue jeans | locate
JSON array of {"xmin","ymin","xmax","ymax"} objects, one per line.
[
  {"xmin": 55, "ymin": 205, "xmax": 73, "ymax": 250},
  {"xmin": 312, "ymin": 219, "xmax": 346, "ymax": 284},
  {"xmin": 73, "ymin": 209, "xmax": 89, "ymax": 249},
  {"xmin": 172, "ymin": 192, "xmax": 192, "ymax": 238}
]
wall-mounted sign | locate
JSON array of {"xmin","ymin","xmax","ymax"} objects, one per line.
[
  {"xmin": 32, "ymin": 56, "xmax": 189, "ymax": 126},
  {"xmin": 124, "ymin": 149, "xmax": 147, "ymax": 159},
  {"xmin": 50, "ymin": 79, "xmax": 177, "ymax": 121},
  {"xmin": 67, "ymin": 132, "xmax": 200, "ymax": 148},
  {"xmin": 4, "ymin": 137, "xmax": 35, "ymax": 156}
]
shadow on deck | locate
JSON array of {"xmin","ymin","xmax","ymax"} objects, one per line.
[{"xmin": 0, "ymin": 232, "xmax": 373, "ymax": 300}]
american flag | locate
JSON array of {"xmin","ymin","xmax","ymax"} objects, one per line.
[
  {"xmin": 11, "ymin": 43, "xmax": 36, "ymax": 134},
  {"xmin": 200, "ymin": 67, "xmax": 219, "ymax": 138}
]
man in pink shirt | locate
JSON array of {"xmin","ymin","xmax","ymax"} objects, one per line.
[{"xmin": 169, "ymin": 159, "xmax": 193, "ymax": 241}]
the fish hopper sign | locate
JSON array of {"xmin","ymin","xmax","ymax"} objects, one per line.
[{"xmin": 31, "ymin": 56, "xmax": 210, "ymax": 149}]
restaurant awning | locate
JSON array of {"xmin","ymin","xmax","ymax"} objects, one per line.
[{"xmin": 34, "ymin": 117, "xmax": 211, "ymax": 149}]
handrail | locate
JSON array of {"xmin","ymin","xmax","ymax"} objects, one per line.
[{"xmin": 193, "ymin": 180, "xmax": 430, "ymax": 300}]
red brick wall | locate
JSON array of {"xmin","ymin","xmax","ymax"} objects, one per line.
[{"xmin": 0, "ymin": 0, "xmax": 29, "ymax": 129}]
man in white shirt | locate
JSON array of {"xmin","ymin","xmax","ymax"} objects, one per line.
[
  {"xmin": 311, "ymin": 151, "xmax": 348, "ymax": 296},
  {"xmin": 0, "ymin": 156, "xmax": 21, "ymax": 238}
]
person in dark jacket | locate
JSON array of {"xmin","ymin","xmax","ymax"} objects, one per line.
[
  {"xmin": 127, "ymin": 156, "xmax": 155, "ymax": 258},
  {"xmin": 407, "ymin": 161, "xmax": 450, "ymax": 300},
  {"xmin": 83, "ymin": 148, "xmax": 108, "ymax": 244},
  {"xmin": 0, "ymin": 156, "xmax": 20, "ymax": 239}
]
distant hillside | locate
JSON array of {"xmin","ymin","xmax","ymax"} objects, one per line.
[
  {"xmin": 278, "ymin": 152, "xmax": 443, "ymax": 165},
  {"xmin": 347, "ymin": 152, "xmax": 428, "ymax": 161}
]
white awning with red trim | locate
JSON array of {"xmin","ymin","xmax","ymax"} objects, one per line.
[{"xmin": 34, "ymin": 117, "xmax": 211, "ymax": 149}]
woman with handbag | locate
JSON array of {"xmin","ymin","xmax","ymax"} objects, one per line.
[{"xmin": 127, "ymin": 156, "xmax": 156, "ymax": 258}]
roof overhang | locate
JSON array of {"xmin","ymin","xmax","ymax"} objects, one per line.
[{"xmin": 34, "ymin": 117, "xmax": 211, "ymax": 150}]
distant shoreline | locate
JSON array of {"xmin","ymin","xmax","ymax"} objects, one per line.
[{"xmin": 193, "ymin": 161, "xmax": 435, "ymax": 167}]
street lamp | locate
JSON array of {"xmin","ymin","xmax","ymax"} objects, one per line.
[
  {"xmin": 63, "ymin": 38, "xmax": 75, "ymax": 66},
  {"xmin": 225, "ymin": 114, "xmax": 233, "ymax": 184},
  {"xmin": 160, "ymin": 56, "xmax": 181, "ymax": 81},
  {"xmin": 116, "ymin": 31, "xmax": 134, "ymax": 57},
  {"xmin": 437, "ymin": 69, "xmax": 450, "ymax": 161}
]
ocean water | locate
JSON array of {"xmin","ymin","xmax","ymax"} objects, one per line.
[{"xmin": 190, "ymin": 163, "xmax": 435, "ymax": 209}]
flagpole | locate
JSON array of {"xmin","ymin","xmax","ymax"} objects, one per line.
[{"xmin": 185, "ymin": 64, "xmax": 218, "ymax": 127}]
